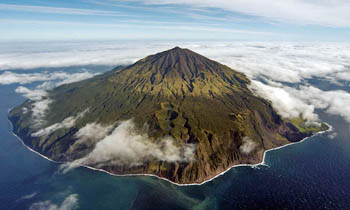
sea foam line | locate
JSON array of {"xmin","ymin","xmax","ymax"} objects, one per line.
[{"xmin": 7, "ymin": 108, "xmax": 333, "ymax": 187}]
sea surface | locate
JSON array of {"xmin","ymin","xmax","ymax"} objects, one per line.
[{"xmin": 1, "ymin": 66, "xmax": 349, "ymax": 210}]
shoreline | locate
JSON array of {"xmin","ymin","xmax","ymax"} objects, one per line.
[{"xmin": 7, "ymin": 109, "xmax": 333, "ymax": 187}]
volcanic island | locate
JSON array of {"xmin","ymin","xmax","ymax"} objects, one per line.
[{"xmin": 9, "ymin": 47, "xmax": 328, "ymax": 184}]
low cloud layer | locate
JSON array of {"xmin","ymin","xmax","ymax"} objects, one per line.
[
  {"xmin": 0, "ymin": 41, "xmax": 166, "ymax": 70},
  {"xmin": 32, "ymin": 109, "xmax": 89, "ymax": 137},
  {"xmin": 29, "ymin": 194, "xmax": 78, "ymax": 210},
  {"xmin": 63, "ymin": 120, "xmax": 196, "ymax": 171},
  {"xmin": 0, "ymin": 71, "xmax": 98, "ymax": 85},
  {"xmin": 239, "ymin": 137, "xmax": 258, "ymax": 155},
  {"xmin": 287, "ymin": 86, "xmax": 350, "ymax": 123},
  {"xmin": 2, "ymin": 41, "xmax": 350, "ymax": 85},
  {"xmin": 250, "ymin": 78, "xmax": 350, "ymax": 124},
  {"xmin": 249, "ymin": 80, "xmax": 319, "ymax": 123},
  {"xmin": 193, "ymin": 42, "xmax": 350, "ymax": 84}
]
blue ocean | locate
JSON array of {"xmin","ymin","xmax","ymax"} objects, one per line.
[{"xmin": 1, "ymin": 66, "xmax": 349, "ymax": 210}]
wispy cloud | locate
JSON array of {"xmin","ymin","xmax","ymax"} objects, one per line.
[
  {"xmin": 29, "ymin": 194, "xmax": 78, "ymax": 210},
  {"xmin": 239, "ymin": 137, "xmax": 258, "ymax": 155},
  {"xmin": 17, "ymin": 192, "xmax": 37, "ymax": 201},
  {"xmin": 140, "ymin": 0, "xmax": 350, "ymax": 27},
  {"xmin": 15, "ymin": 86, "xmax": 52, "ymax": 127},
  {"xmin": 11, "ymin": 70, "xmax": 98, "ymax": 127},
  {"xmin": 0, "ymin": 18, "xmax": 274, "ymax": 41},
  {"xmin": 32, "ymin": 109, "xmax": 89, "ymax": 137},
  {"xmin": 0, "ymin": 3, "xmax": 130, "ymax": 17}
]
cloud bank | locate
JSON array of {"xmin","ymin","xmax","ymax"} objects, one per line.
[
  {"xmin": 0, "ymin": 71, "xmax": 99, "ymax": 85},
  {"xmin": 287, "ymin": 86, "xmax": 350, "ymax": 123},
  {"xmin": 2, "ymin": 41, "xmax": 349, "ymax": 85},
  {"xmin": 249, "ymin": 80, "xmax": 319, "ymax": 123},
  {"xmin": 0, "ymin": 41, "xmax": 165, "ymax": 70},
  {"xmin": 62, "ymin": 120, "xmax": 196, "ymax": 171}
]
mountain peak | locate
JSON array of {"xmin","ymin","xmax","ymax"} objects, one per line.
[
  {"xmin": 111, "ymin": 47, "xmax": 250, "ymax": 97},
  {"xmin": 136, "ymin": 46, "xmax": 219, "ymax": 76},
  {"xmin": 172, "ymin": 46, "xmax": 182, "ymax": 50},
  {"xmin": 156, "ymin": 46, "xmax": 194, "ymax": 58}
]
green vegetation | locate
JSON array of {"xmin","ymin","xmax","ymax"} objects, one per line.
[{"xmin": 289, "ymin": 118, "xmax": 328, "ymax": 133}]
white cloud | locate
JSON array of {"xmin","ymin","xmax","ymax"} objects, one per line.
[
  {"xmin": 0, "ymin": 71, "xmax": 98, "ymax": 85},
  {"xmin": 0, "ymin": 71, "xmax": 50, "ymax": 85},
  {"xmin": 239, "ymin": 137, "xmax": 258, "ymax": 155},
  {"xmin": 18, "ymin": 192, "xmax": 37, "ymax": 201},
  {"xmin": 67, "ymin": 122, "xmax": 115, "ymax": 153},
  {"xmin": 29, "ymin": 194, "xmax": 78, "ymax": 210},
  {"xmin": 15, "ymin": 86, "xmax": 52, "ymax": 127},
  {"xmin": 0, "ymin": 41, "xmax": 148, "ymax": 70},
  {"xmin": 288, "ymin": 86, "xmax": 350, "ymax": 123},
  {"xmin": 15, "ymin": 86, "xmax": 48, "ymax": 100},
  {"xmin": 30, "ymin": 99, "xmax": 53, "ymax": 127},
  {"xmin": 142, "ymin": 0, "xmax": 350, "ymax": 27},
  {"xmin": 32, "ymin": 109, "xmax": 89, "ymax": 137},
  {"xmin": 73, "ymin": 122, "xmax": 114, "ymax": 142},
  {"xmin": 334, "ymin": 71, "xmax": 350, "ymax": 81},
  {"xmin": 0, "ymin": 3, "xmax": 126, "ymax": 17},
  {"xmin": 190, "ymin": 42, "xmax": 350, "ymax": 83},
  {"xmin": 250, "ymin": 79, "xmax": 350, "ymax": 124},
  {"xmin": 11, "ymin": 70, "xmax": 98, "ymax": 127},
  {"xmin": 328, "ymin": 132, "xmax": 337, "ymax": 139},
  {"xmin": 62, "ymin": 120, "xmax": 196, "ymax": 172},
  {"xmin": 249, "ymin": 80, "xmax": 319, "ymax": 123},
  {"xmin": 2, "ymin": 42, "xmax": 349, "ymax": 86}
]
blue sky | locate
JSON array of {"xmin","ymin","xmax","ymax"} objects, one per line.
[{"xmin": 0, "ymin": 0, "xmax": 350, "ymax": 41}]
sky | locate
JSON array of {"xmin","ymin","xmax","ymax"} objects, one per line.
[{"xmin": 1, "ymin": 0, "xmax": 350, "ymax": 41}]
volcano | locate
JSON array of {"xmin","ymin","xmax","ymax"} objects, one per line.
[{"xmin": 9, "ymin": 47, "xmax": 327, "ymax": 184}]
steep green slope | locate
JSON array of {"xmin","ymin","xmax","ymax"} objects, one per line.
[{"xmin": 9, "ymin": 47, "xmax": 327, "ymax": 184}]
